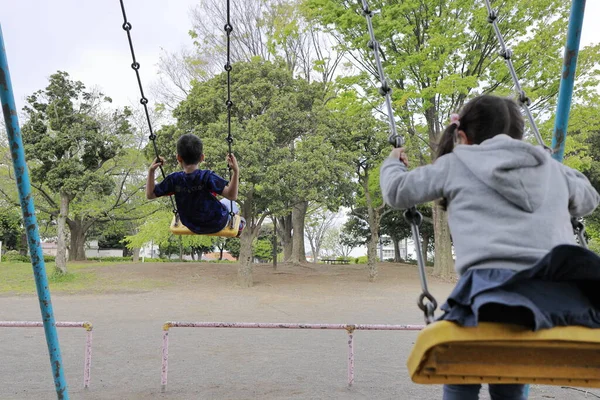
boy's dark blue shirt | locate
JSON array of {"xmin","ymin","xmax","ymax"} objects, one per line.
[{"xmin": 154, "ymin": 169, "xmax": 229, "ymax": 234}]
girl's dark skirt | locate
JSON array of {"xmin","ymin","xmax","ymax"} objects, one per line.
[{"xmin": 439, "ymin": 245, "xmax": 600, "ymax": 330}]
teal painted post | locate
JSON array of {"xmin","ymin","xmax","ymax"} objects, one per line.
[
  {"xmin": 0, "ymin": 24, "xmax": 69, "ymax": 399},
  {"xmin": 551, "ymin": 0, "xmax": 586, "ymax": 162}
]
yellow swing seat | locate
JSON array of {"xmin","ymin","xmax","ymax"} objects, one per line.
[
  {"xmin": 407, "ymin": 320, "xmax": 600, "ymax": 387},
  {"xmin": 169, "ymin": 214, "xmax": 241, "ymax": 238}
]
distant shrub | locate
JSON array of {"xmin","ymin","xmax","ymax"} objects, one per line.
[
  {"xmin": 3, "ymin": 250, "xmax": 29, "ymax": 263},
  {"xmin": 87, "ymin": 256, "xmax": 132, "ymax": 262},
  {"xmin": 354, "ymin": 256, "xmax": 368, "ymax": 264}
]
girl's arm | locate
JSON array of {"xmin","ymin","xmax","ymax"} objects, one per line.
[
  {"xmin": 561, "ymin": 163, "xmax": 600, "ymax": 217},
  {"xmin": 380, "ymin": 151, "xmax": 451, "ymax": 209}
]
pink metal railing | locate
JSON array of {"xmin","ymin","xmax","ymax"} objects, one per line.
[
  {"xmin": 0, "ymin": 321, "xmax": 93, "ymax": 388},
  {"xmin": 160, "ymin": 321, "xmax": 424, "ymax": 392}
]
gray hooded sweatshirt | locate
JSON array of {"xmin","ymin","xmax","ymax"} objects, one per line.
[{"xmin": 380, "ymin": 134, "xmax": 600, "ymax": 276}]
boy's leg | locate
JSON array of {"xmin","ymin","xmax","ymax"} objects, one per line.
[
  {"xmin": 489, "ymin": 384, "xmax": 527, "ymax": 400},
  {"xmin": 220, "ymin": 198, "xmax": 239, "ymax": 214},
  {"xmin": 443, "ymin": 384, "xmax": 481, "ymax": 400},
  {"xmin": 219, "ymin": 199, "xmax": 245, "ymax": 237},
  {"xmin": 236, "ymin": 217, "xmax": 246, "ymax": 238}
]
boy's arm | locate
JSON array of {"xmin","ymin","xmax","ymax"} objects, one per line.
[
  {"xmin": 221, "ymin": 169, "xmax": 238, "ymax": 200},
  {"xmin": 221, "ymin": 153, "xmax": 239, "ymax": 201},
  {"xmin": 146, "ymin": 158, "xmax": 164, "ymax": 200},
  {"xmin": 560, "ymin": 163, "xmax": 600, "ymax": 217}
]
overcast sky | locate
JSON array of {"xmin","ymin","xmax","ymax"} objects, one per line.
[{"xmin": 2, "ymin": 1, "xmax": 599, "ymax": 113}]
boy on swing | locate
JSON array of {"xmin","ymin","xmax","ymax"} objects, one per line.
[{"xmin": 146, "ymin": 133, "xmax": 245, "ymax": 237}]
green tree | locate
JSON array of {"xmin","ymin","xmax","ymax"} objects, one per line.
[
  {"xmin": 324, "ymin": 89, "xmax": 389, "ymax": 280},
  {"xmin": 0, "ymin": 205, "xmax": 24, "ymax": 252},
  {"xmin": 380, "ymin": 205, "xmax": 434, "ymax": 263},
  {"xmin": 15, "ymin": 72, "xmax": 139, "ymax": 273},
  {"xmin": 124, "ymin": 209, "xmax": 215, "ymax": 260},
  {"xmin": 158, "ymin": 58, "xmax": 347, "ymax": 286},
  {"xmin": 157, "ymin": 0, "xmax": 347, "ymax": 264},
  {"xmin": 303, "ymin": 0, "xmax": 600, "ymax": 277}
]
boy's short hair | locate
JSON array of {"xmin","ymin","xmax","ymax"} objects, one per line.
[{"xmin": 177, "ymin": 134, "xmax": 203, "ymax": 165}]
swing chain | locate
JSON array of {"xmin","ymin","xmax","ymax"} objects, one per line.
[
  {"xmin": 571, "ymin": 217, "xmax": 588, "ymax": 249},
  {"xmin": 483, "ymin": 0, "xmax": 550, "ymax": 152},
  {"xmin": 405, "ymin": 208, "xmax": 438, "ymax": 324},
  {"xmin": 485, "ymin": 0, "xmax": 589, "ymax": 249},
  {"xmin": 359, "ymin": 0, "xmax": 403, "ymax": 149},
  {"xmin": 361, "ymin": 0, "xmax": 437, "ymax": 323},
  {"xmin": 224, "ymin": 0, "xmax": 235, "ymax": 227},
  {"xmin": 119, "ymin": 0, "xmax": 178, "ymax": 216}
]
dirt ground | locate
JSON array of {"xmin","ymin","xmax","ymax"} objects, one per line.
[{"xmin": 0, "ymin": 261, "xmax": 598, "ymax": 400}]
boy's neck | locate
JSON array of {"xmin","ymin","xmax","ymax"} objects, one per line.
[{"xmin": 181, "ymin": 163, "xmax": 199, "ymax": 174}]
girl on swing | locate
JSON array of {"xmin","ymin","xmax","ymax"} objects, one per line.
[{"xmin": 380, "ymin": 94, "xmax": 600, "ymax": 400}]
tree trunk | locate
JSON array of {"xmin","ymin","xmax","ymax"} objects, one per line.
[
  {"xmin": 55, "ymin": 193, "xmax": 70, "ymax": 274},
  {"xmin": 277, "ymin": 215, "xmax": 292, "ymax": 262},
  {"xmin": 238, "ymin": 228, "xmax": 254, "ymax": 288},
  {"xmin": 432, "ymin": 202, "xmax": 454, "ymax": 278},
  {"xmin": 272, "ymin": 218, "xmax": 278, "ymax": 270},
  {"xmin": 422, "ymin": 232, "xmax": 430, "ymax": 265},
  {"xmin": 237, "ymin": 190, "xmax": 256, "ymax": 287},
  {"xmin": 393, "ymin": 239, "xmax": 402, "ymax": 262},
  {"xmin": 179, "ymin": 237, "xmax": 183, "ymax": 262},
  {"xmin": 367, "ymin": 228, "xmax": 378, "ymax": 281},
  {"xmin": 363, "ymin": 174, "xmax": 382, "ymax": 282},
  {"xmin": 290, "ymin": 200, "xmax": 308, "ymax": 264},
  {"xmin": 132, "ymin": 248, "xmax": 140, "ymax": 262},
  {"xmin": 68, "ymin": 221, "xmax": 87, "ymax": 261},
  {"xmin": 219, "ymin": 246, "xmax": 224, "ymax": 260}
]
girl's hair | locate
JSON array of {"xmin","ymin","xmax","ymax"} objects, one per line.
[{"xmin": 437, "ymin": 95, "xmax": 525, "ymax": 209}]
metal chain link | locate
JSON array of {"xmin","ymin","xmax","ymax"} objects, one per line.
[
  {"xmin": 224, "ymin": 0, "xmax": 236, "ymax": 227},
  {"xmin": 360, "ymin": 0, "xmax": 436, "ymax": 324},
  {"xmin": 484, "ymin": 0, "xmax": 588, "ymax": 247},
  {"xmin": 483, "ymin": 0, "xmax": 550, "ymax": 152},
  {"xmin": 360, "ymin": 0, "xmax": 403, "ymax": 148},
  {"xmin": 119, "ymin": 0, "xmax": 178, "ymax": 216}
]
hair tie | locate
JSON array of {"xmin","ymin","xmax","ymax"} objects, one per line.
[{"xmin": 450, "ymin": 113, "xmax": 460, "ymax": 128}]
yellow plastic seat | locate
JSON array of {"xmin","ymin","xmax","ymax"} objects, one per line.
[
  {"xmin": 407, "ymin": 321, "xmax": 600, "ymax": 387},
  {"xmin": 169, "ymin": 214, "xmax": 241, "ymax": 238}
]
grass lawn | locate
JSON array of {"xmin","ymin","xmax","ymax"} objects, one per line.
[{"xmin": 0, "ymin": 261, "xmax": 171, "ymax": 295}]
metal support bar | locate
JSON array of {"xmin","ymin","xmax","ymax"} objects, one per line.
[
  {"xmin": 551, "ymin": 0, "xmax": 586, "ymax": 162},
  {"xmin": 0, "ymin": 321, "xmax": 93, "ymax": 389},
  {"xmin": 160, "ymin": 321, "xmax": 424, "ymax": 391},
  {"xmin": 0, "ymin": 25, "xmax": 69, "ymax": 400}
]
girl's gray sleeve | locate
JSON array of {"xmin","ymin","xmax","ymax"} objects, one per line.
[
  {"xmin": 380, "ymin": 155, "xmax": 450, "ymax": 209},
  {"xmin": 560, "ymin": 163, "xmax": 600, "ymax": 217}
]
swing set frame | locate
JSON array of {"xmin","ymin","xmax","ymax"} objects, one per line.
[{"xmin": 0, "ymin": 1, "xmax": 589, "ymax": 398}]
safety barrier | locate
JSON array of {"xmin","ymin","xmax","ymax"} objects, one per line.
[
  {"xmin": 0, "ymin": 321, "xmax": 93, "ymax": 388},
  {"xmin": 161, "ymin": 321, "xmax": 424, "ymax": 392}
]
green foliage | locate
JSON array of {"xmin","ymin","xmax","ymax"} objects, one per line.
[
  {"xmin": 354, "ymin": 255, "xmax": 369, "ymax": 264},
  {"xmin": 253, "ymin": 238, "xmax": 273, "ymax": 261},
  {"xmin": 303, "ymin": 0, "xmax": 600, "ymax": 144},
  {"xmin": 155, "ymin": 58, "xmax": 354, "ymax": 236},
  {"xmin": 2, "ymin": 251, "xmax": 29, "ymax": 263},
  {"xmin": 225, "ymin": 238, "xmax": 241, "ymax": 258},
  {"xmin": 124, "ymin": 210, "xmax": 215, "ymax": 253},
  {"xmin": 0, "ymin": 251, "xmax": 55, "ymax": 263},
  {"xmin": 48, "ymin": 270, "xmax": 77, "ymax": 284},
  {"xmin": 86, "ymin": 256, "xmax": 132, "ymax": 262},
  {"xmin": 21, "ymin": 71, "xmax": 133, "ymax": 198},
  {"xmin": 0, "ymin": 206, "xmax": 23, "ymax": 251}
]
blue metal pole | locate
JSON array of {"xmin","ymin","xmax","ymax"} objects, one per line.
[
  {"xmin": 551, "ymin": 0, "xmax": 586, "ymax": 162},
  {"xmin": 0, "ymin": 24, "xmax": 69, "ymax": 400}
]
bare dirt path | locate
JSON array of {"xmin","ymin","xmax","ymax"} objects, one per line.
[{"xmin": 0, "ymin": 262, "xmax": 596, "ymax": 399}]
